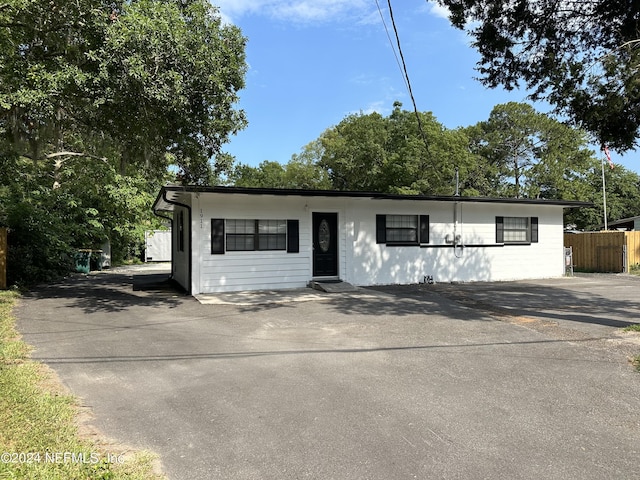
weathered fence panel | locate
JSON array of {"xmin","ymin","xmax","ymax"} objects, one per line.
[
  {"xmin": 564, "ymin": 231, "xmax": 640, "ymax": 272},
  {"xmin": 627, "ymin": 231, "xmax": 640, "ymax": 267},
  {"xmin": 0, "ymin": 227, "xmax": 6, "ymax": 289},
  {"xmin": 596, "ymin": 245, "xmax": 624, "ymax": 272}
]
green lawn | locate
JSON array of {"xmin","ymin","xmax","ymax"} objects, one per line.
[{"xmin": 0, "ymin": 291, "xmax": 165, "ymax": 479}]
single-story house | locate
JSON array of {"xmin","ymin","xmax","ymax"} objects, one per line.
[
  {"xmin": 598, "ymin": 215, "xmax": 640, "ymax": 231},
  {"xmin": 152, "ymin": 185, "xmax": 589, "ymax": 294}
]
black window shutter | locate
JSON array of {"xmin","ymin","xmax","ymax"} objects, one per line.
[
  {"xmin": 177, "ymin": 210, "xmax": 184, "ymax": 252},
  {"xmin": 211, "ymin": 219, "xmax": 225, "ymax": 254},
  {"xmin": 376, "ymin": 215, "xmax": 386, "ymax": 244},
  {"xmin": 419, "ymin": 215, "xmax": 429, "ymax": 244},
  {"xmin": 496, "ymin": 216, "xmax": 504, "ymax": 243},
  {"xmin": 531, "ymin": 217, "xmax": 539, "ymax": 243},
  {"xmin": 287, "ymin": 220, "xmax": 299, "ymax": 253}
]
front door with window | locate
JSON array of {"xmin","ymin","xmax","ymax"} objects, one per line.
[{"xmin": 312, "ymin": 212, "xmax": 338, "ymax": 277}]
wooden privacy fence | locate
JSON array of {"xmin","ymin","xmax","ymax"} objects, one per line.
[
  {"xmin": 0, "ymin": 227, "xmax": 6, "ymax": 289},
  {"xmin": 564, "ymin": 231, "xmax": 640, "ymax": 273}
]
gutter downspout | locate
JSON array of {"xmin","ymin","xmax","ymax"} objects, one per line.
[
  {"xmin": 453, "ymin": 167, "xmax": 463, "ymax": 258},
  {"xmin": 157, "ymin": 189, "xmax": 193, "ymax": 295}
]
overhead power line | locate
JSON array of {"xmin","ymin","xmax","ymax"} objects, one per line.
[
  {"xmin": 374, "ymin": 0, "xmax": 409, "ymax": 93},
  {"xmin": 377, "ymin": 0, "xmax": 430, "ymax": 154}
]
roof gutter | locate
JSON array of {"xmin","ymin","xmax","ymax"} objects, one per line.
[{"xmin": 157, "ymin": 185, "xmax": 593, "ymax": 208}]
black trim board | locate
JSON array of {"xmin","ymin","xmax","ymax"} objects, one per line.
[
  {"xmin": 153, "ymin": 185, "xmax": 592, "ymax": 213},
  {"xmin": 420, "ymin": 244, "xmax": 505, "ymax": 248}
]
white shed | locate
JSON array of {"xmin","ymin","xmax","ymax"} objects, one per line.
[
  {"xmin": 144, "ymin": 230, "xmax": 172, "ymax": 262},
  {"xmin": 152, "ymin": 186, "xmax": 588, "ymax": 294}
]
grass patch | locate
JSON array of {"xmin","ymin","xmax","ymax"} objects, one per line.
[
  {"xmin": 112, "ymin": 257, "xmax": 144, "ymax": 267},
  {"xmin": 0, "ymin": 291, "xmax": 165, "ymax": 479},
  {"xmin": 631, "ymin": 355, "xmax": 640, "ymax": 372},
  {"xmin": 629, "ymin": 263, "xmax": 640, "ymax": 276},
  {"xmin": 624, "ymin": 323, "xmax": 640, "ymax": 332}
]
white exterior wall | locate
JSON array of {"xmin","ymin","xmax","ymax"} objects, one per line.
[
  {"xmin": 171, "ymin": 205, "xmax": 190, "ymax": 292},
  {"xmin": 345, "ymin": 199, "xmax": 564, "ymax": 286},
  {"xmin": 189, "ymin": 192, "xmax": 566, "ymax": 293},
  {"xmin": 193, "ymin": 194, "xmax": 349, "ymax": 293},
  {"xmin": 145, "ymin": 230, "xmax": 172, "ymax": 262}
]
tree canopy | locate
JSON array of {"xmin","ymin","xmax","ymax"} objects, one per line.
[
  {"xmin": 467, "ymin": 102, "xmax": 592, "ymax": 199},
  {"xmin": 0, "ymin": 0, "xmax": 248, "ymax": 285},
  {"xmin": 1, "ymin": 0, "xmax": 247, "ymax": 182},
  {"xmin": 231, "ymin": 101, "xmax": 640, "ymax": 232},
  {"xmin": 436, "ymin": 0, "xmax": 640, "ymax": 152},
  {"xmin": 315, "ymin": 102, "xmax": 476, "ymax": 195}
]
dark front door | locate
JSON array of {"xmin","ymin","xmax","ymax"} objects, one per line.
[{"xmin": 313, "ymin": 212, "xmax": 338, "ymax": 277}]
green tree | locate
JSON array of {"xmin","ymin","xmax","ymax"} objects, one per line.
[
  {"xmin": 1, "ymin": 0, "xmax": 247, "ymax": 182},
  {"xmin": 229, "ymin": 146, "xmax": 332, "ymax": 189},
  {"xmin": 567, "ymin": 161, "xmax": 640, "ymax": 230},
  {"xmin": 319, "ymin": 111, "xmax": 389, "ymax": 191},
  {"xmin": 283, "ymin": 140, "xmax": 331, "ymax": 189},
  {"xmin": 436, "ymin": 0, "xmax": 640, "ymax": 152},
  {"xmin": 0, "ymin": 0, "xmax": 248, "ymax": 285},
  {"xmin": 0, "ymin": 0, "xmax": 104, "ymax": 163},
  {"xmin": 94, "ymin": 0, "xmax": 247, "ymax": 182},
  {"xmin": 0, "ymin": 152, "xmax": 168, "ymax": 284},
  {"xmin": 459, "ymin": 123, "xmax": 501, "ymax": 196},
  {"xmin": 469, "ymin": 102, "xmax": 593, "ymax": 199},
  {"xmin": 316, "ymin": 103, "xmax": 476, "ymax": 195},
  {"xmin": 230, "ymin": 161, "xmax": 288, "ymax": 188}
]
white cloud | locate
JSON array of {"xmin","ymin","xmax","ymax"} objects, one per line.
[
  {"xmin": 426, "ymin": 2, "xmax": 450, "ymax": 20},
  {"xmin": 214, "ymin": 0, "xmax": 372, "ymax": 25},
  {"xmin": 350, "ymin": 73, "xmax": 378, "ymax": 86},
  {"xmin": 343, "ymin": 100, "xmax": 390, "ymax": 118},
  {"xmin": 356, "ymin": 8, "xmax": 383, "ymax": 26},
  {"xmin": 362, "ymin": 100, "xmax": 386, "ymax": 115}
]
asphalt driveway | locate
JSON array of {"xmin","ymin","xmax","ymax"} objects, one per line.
[{"xmin": 16, "ymin": 268, "xmax": 640, "ymax": 480}]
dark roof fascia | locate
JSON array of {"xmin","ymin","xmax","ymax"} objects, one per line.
[
  {"xmin": 594, "ymin": 215, "xmax": 640, "ymax": 230},
  {"xmin": 153, "ymin": 185, "xmax": 592, "ymax": 211},
  {"xmin": 608, "ymin": 215, "xmax": 640, "ymax": 224}
]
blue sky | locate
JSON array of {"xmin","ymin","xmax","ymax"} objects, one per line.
[{"xmin": 215, "ymin": 0, "xmax": 640, "ymax": 174}]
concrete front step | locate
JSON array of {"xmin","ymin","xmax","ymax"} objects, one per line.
[{"xmin": 308, "ymin": 280, "xmax": 359, "ymax": 293}]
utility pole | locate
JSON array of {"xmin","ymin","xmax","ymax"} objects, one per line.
[{"xmin": 601, "ymin": 156, "xmax": 608, "ymax": 231}]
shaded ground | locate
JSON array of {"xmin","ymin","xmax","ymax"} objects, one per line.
[
  {"xmin": 15, "ymin": 269, "xmax": 640, "ymax": 480},
  {"xmin": 372, "ymin": 273, "xmax": 640, "ymax": 360}
]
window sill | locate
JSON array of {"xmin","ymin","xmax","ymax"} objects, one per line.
[{"xmin": 383, "ymin": 242, "xmax": 421, "ymax": 247}]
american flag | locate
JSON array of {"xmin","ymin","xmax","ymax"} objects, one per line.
[{"xmin": 603, "ymin": 146, "xmax": 614, "ymax": 169}]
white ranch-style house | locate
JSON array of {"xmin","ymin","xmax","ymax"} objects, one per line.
[{"xmin": 152, "ymin": 185, "xmax": 588, "ymax": 294}]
